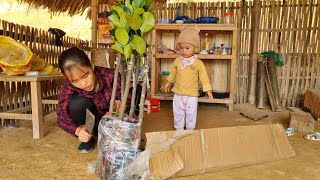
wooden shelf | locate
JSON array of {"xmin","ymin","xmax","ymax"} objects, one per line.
[
  {"xmin": 154, "ymin": 93, "xmax": 232, "ymax": 104},
  {"xmin": 151, "ymin": 24, "xmax": 237, "ymax": 111},
  {"xmin": 154, "ymin": 53, "xmax": 235, "ymax": 60},
  {"xmin": 155, "ymin": 24, "xmax": 237, "ymax": 31}
]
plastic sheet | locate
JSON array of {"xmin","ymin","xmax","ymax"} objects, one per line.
[
  {"xmin": 95, "ymin": 114, "xmax": 141, "ymax": 180},
  {"xmin": 0, "ymin": 35, "xmax": 61, "ymax": 75}
]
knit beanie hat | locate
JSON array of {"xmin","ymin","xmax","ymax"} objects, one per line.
[{"xmin": 176, "ymin": 26, "xmax": 200, "ymax": 49}]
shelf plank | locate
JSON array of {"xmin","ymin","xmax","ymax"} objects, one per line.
[
  {"xmin": 154, "ymin": 53, "xmax": 235, "ymax": 60},
  {"xmin": 155, "ymin": 24, "xmax": 237, "ymax": 31},
  {"xmin": 153, "ymin": 94, "xmax": 233, "ymax": 104}
]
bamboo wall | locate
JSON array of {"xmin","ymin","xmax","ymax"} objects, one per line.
[
  {"xmin": 154, "ymin": 0, "xmax": 320, "ymax": 107},
  {"xmin": 0, "ymin": 19, "xmax": 91, "ymax": 126}
]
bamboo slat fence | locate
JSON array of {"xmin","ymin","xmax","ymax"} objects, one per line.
[
  {"xmin": 0, "ymin": 19, "xmax": 91, "ymax": 126},
  {"xmin": 154, "ymin": 0, "xmax": 320, "ymax": 107}
]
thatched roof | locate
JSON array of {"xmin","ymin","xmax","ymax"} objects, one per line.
[
  {"xmin": 18, "ymin": 0, "xmax": 166, "ymax": 16},
  {"xmin": 18, "ymin": 0, "xmax": 111, "ymax": 16}
]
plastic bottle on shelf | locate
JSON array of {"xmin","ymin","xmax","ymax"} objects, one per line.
[
  {"xmin": 221, "ymin": 43, "xmax": 227, "ymax": 55},
  {"xmin": 204, "ymin": 33, "xmax": 209, "ymax": 51},
  {"xmin": 224, "ymin": 12, "xmax": 234, "ymax": 24}
]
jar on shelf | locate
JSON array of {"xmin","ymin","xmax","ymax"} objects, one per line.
[
  {"xmin": 224, "ymin": 12, "xmax": 234, "ymax": 24},
  {"xmin": 209, "ymin": 48, "xmax": 214, "ymax": 54},
  {"xmin": 160, "ymin": 71, "xmax": 171, "ymax": 93},
  {"xmin": 226, "ymin": 47, "xmax": 232, "ymax": 55},
  {"xmin": 214, "ymin": 45, "xmax": 221, "ymax": 54}
]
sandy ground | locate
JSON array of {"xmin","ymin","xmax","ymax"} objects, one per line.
[{"xmin": 1, "ymin": 102, "xmax": 320, "ymax": 179}]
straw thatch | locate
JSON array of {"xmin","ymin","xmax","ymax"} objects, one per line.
[
  {"xmin": 18, "ymin": 0, "xmax": 167, "ymax": 16},
  {"xmin": 18, "ymin": 0, "xmax": 112, "ymax": 16}
]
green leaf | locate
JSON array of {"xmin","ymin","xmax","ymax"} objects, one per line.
[
  {"xmin": 134, "ymin": 0, "xmax": 145, "ymax": 8},
  {"xmin": 140, "ymin": 12, "xmax": 155, "ymax": 35},
  {"xmin": 125, "ymin": 0, "xmax": 133, "ymax": 13},
  {"xmin": 112, "ymin": 5, "xmax": 124, "ymax": 15},
  {"xmin": 132, "ymin": 0, "xmax": 137, "ymax": 9},
  {"xmin": 130, "ymin": 41, "xmax": 136, "ymax": 50},
  {"xmin": 120, "ymin": 4, "xmax": 130, "ymax": 13},
  {"xmin": 109, "ymin": 22, "xmax": 116, "ymax": 29},
  {"xmin": 115, "ymin": 27, "xmax": 129, "ymax": 46},
  {"xmin": 142, "ymin": 29, "xmax": 153, "ymax": 38},
  {"xmin": 134, "ymin": 8, "xmax": 145, "ymax": 15},
  {"xmin": 127, "ymin": 14, "xmax": 142, "ymax": 31},
  {"xmin": 108, "ymin": 14, "xmax": 122, "ymax": 28},
  {"xmin": 111, "ymin": 42, "xmax": 124, "ymax": 54},
  {"xmin": 147, "ymin": 6, "xmax": 153, "ymax": 13},
  {"xmin": 119, "ymin": 11, "xmax": 128, "ymax": 28},
  {"xmin": 144, "ymin": 0, "xmax": 152, "ymax": 10},
  {"xmin": 123, "ymin": 44, "xmax": 133, "ymax": 60},
  {"xmin": 132, "ymin": 35, "xmax": 146, "ymax": 54}
]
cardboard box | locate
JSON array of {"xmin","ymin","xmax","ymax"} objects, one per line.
[
  {"xmin": 145, "ymin": 124, "xmax": 296, "ymax": 179},
  {"xmin": 304, "ymin": 89, "xmax": 320, "ymax": 120}
]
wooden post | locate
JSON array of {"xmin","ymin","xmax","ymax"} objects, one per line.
[
  {"xmin": 256, "ymin": 60, "xmax": 267, "ymax": 109},
  {"xmin": 91, "ymin": 0, "xmax": 98, "ymax": 48},
  {"xmin": 247, "ymin": 0, "xmax": 261, "ymax": 105},
  {"xmin": 31, "ymin": 81, "xmax": 44, "ymax": 139}
]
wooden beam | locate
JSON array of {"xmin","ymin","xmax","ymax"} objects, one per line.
[
  {"xmin": 0, "ymin": 113, "xmax": 32, "ymax": 120},
  {"xmin": 91, "ymin": 0, "xmax": 98, "ymax": 48},
  {"xmin": 42, "ymin": 100, "xmax": 58, "ymax": 105},
  {"xmin": 4, "ymin": 106, "xmax": 32, "ymax": 113}
]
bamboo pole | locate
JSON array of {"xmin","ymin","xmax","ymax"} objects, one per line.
[
  {"xmin": 283, "ymin": 0, "xmax": 296, "ymax": 106},
  {"xmin": 301, "ymin": 0, "xmax": 313, "ymax": 92},
  {"xmin": 247, "ymin": 0, "xmax": 261, "ymax": 105},
  {"xmin": 243, "ymin": 1, "xmax": 250, "ymax": 104},
  {"xmin": 264, "ymin": 61, "xmax": 276, "ymax": 111},
  {"xmin": 313, "ymin": 1, "xmax": 320, "ymax": 89},
  {"xmin": 91, "ymin": 0, "xmax": 98, "ymax": 48},
  {"xmin": 256, "ymin": 59, "xmax": 267, "ymax": 109},
  {"xmin": 236, "ymin": 1, "xmax": 244, "ymax": 103}
]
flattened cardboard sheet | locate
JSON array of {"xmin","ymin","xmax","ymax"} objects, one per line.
[{"xmin": 146, "ymin": 124, "xmax": 296, "ymax": 179}]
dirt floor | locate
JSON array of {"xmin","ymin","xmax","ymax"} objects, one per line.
[{"xmin": 1, "ymin": 102, "xmax": 320, "ymax": 179}]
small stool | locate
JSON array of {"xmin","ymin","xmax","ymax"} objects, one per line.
[{"xmin": 144, "ymin": 97, "xmax": 160, "ymax": 114}]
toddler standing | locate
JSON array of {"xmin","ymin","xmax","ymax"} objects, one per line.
[{"xmin": 162, "ymin": 26, "xmax": 213, "ymax": 130}]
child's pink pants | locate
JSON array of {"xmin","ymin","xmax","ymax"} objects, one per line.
[{"xmin": 173, "ymin": 94, "xmax": 198, "ymax": 130}]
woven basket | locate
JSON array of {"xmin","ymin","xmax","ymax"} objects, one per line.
[{"xmin": 91, "ymin": 48, "xmax": 117, "ymax": 68}]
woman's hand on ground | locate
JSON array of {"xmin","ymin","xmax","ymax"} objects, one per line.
[{"xmin": 75, "ymin": 127, "xmax": 92, "ymax": 142}]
